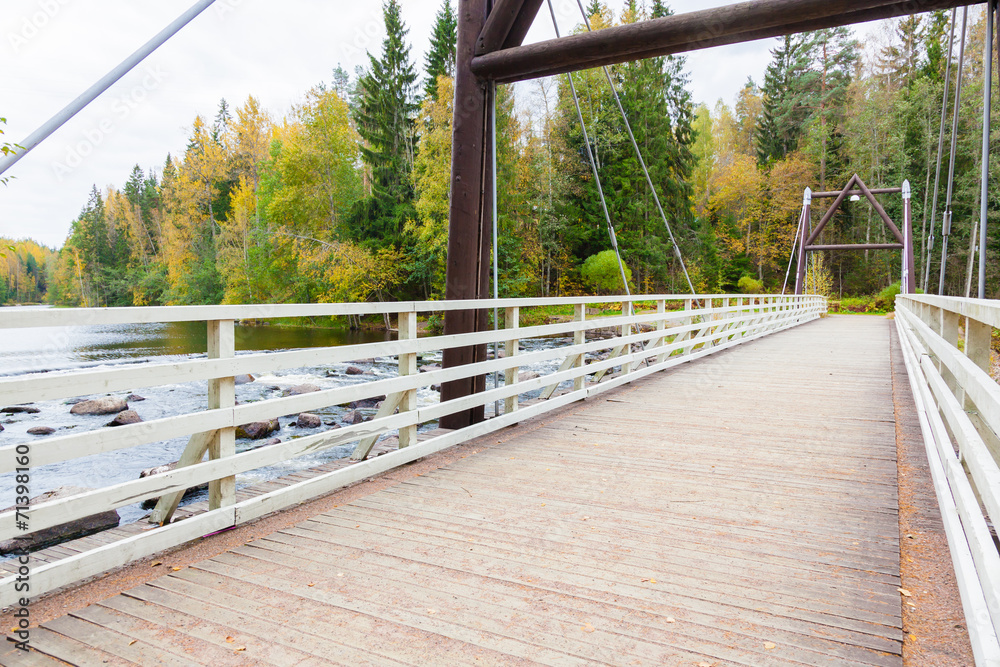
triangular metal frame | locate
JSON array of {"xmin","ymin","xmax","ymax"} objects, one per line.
[{"xmin": 794, "ymin": 174, "xmax": 915, "ymax": 295}]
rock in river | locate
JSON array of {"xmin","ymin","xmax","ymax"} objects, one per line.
[
  {"xmin": 106, "ymin": 410, "xmax": 142, "ymax": 427},
  {"xmin": 70, "ymin": 397, "xmax": 128, "ymax": 416},
  {"xmin": 281, "ymin": 384, "xmax": 321, "ymax": 397},
  {"xmin": 26, "ymin": 426, "xmax": 55, "ymax": 436},
  {"xmin": 343, "ymin": 410, "xmax": 365, "ymax": 425},
  {"xmin": 2, "ymin": 406, "xmax": 40, "ymax": 414},
  {"xmin": 0, "ymin": 486, "xmax": 120, "ymax": 555},
  {"xmin": 296, "ymin": 413, "xmax": 322, "ymax": 428},
  {"xmin": 345, "ymin": 366, "xmax": 364, "ymax": 375},
  {"xmin": 236, "ymin": 419, "xmax": 281, "ymax": 439},
  {"xmin": 139, "ymin": 463, "xmax": 207, "ymax": 510},
  {"xmin": 348, "ymin": 395, "xmax": 385, "ymax": 409},
  {"xmin": 234, "ymin": 374, "xmax": 255, "ymax": 385}
]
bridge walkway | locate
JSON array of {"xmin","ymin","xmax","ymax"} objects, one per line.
[{"xmin": 3, "ymin": 316, "xmax": 904, "ymax": 666}]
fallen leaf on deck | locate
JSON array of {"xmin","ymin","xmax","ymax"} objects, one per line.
[
  {"xmin": 764, "ymin": 642, "xmax": 776, "ymax": 650},
  {"xmin": 151, "ymin": 561, "xmax": 162, "ymax": 567},
  {"xmin": 226, "ymin": 637, "xmax": 235, "ymax": 643},
  {"xmin": 128, "ymin": 640, "xmax": 137, "ymax": 646},
  {"xmin": 582, "ymin": 622, "xmax": 595, "ymax": 633},
  {"xmin": 171, "ymin": 567, "xmax": 181, "ymax": 571},
  {"xmin": 234, "ymin": 647, "xmax": 246, "ymax": 652},
  {"xmin": 427, "ymin": 609, "xmax": 437, "ymax": 614},
  {"xmin": 666, "ymin": 617, "xmax": 676, "ymax": 623},
  {"xmin": 308, "ymin": 583, "xmax": 316, "ymax": 587},
  {"xmin": 898, "ymin": 588, "xmax": 912, "ymax": 597}
]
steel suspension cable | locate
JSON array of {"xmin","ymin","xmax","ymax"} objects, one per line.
[
  {"xmin": 0, "ymin": 0, "xmax": 219, "ymax": 177},
  {"xmin": 924, "ymin": 8, "xmax": 957, "ymax": 292},
  {"xmin": 978, "ymin": 0, "xmax": 996, "ymax": 299},
  {"xmin": 544, "ymin": 0, "xmax": 632, "ymax": 299},
  {"xmin": 782, "ymin": 208, "xmax": 806, "ymax": 295},
  {"xmin": 573, "ymin": 0, "xmax": 697, "ymax": 295},
  {"xmin": 938, "ymin": 7, "xmax": 969, "ymax": 295}
]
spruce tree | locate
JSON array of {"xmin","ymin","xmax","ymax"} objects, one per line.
[
  {"xmin": 353, "ymin": 0, "xmax": 419, "ymax": 245},
  {"xmin": 755, "ymin": 34, "xmax": 813, "ymax": 165},
  {"xmin": 423, "ymin": 0, "xmax": 456, "ymax": 100}
]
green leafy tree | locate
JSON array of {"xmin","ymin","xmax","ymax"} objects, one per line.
[{"xmin": 581, "ymin": 250, "xmax": 632, "ymax": 294}]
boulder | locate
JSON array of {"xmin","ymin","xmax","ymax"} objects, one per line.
[
  {"xmin": 296, "ymin": 413, "xmax": 322, "ymax": 428},
  {"xmin": 106, "ymin": 410, "xmax": 142, "ymax": 427},
  {"xmin": 281, "ymin": 384, "xmax": 321, "ymax": 397},
  {"xmin": 139, "ymin": 463, "xmax": 206, "ymax": 510},
  {"xmin": 518, "ymin": 371, "xmax": 541, "ymax": 382},
  {"xmin": 431, "ymin": 384, "xmax": 441, "ymax": 392},
  {"xmin": 26, "ymin": 426, "xmax": 55, "ymax": 436},
  {"xmin": 343, "ymin": 410, "xmax": 365, "ymax": 425},
  {"xmin": 2, "ymin": 406, "xmax": 40, "ymax": 414},
  {"xmin": 420, "ymin": 364, "xmax": 442, "ymax": 373},
  {"xmin": 324, "ymin": 420, "xmax": 342, "ymax": 428},
  {"xmin": 70, "ymin": 397, "xmax": 128, "ymax": 416},
  {"xmin": 234, "ymin": 374, "xmax": 255, "ymax": 385},
  {"xmin": 126, "ymin": 394, "xmax": 146, "ymax": 402},
  {"xmin": 345, "ymin": 366, "xmax": 364, "ymax": 375},
  {"xmin": 0, "ymin": 424, "xmax": 4, "ymax": 432},
  {"xmin": 0, "ymin": 486, "xmax": 120, "ymax": 555},
  {"xmin": 262, "ymin": 437, "xmax": 282, "ymax": 446},
  {"xmin": 348, "ymin": 395, "xmax": 385, "ymax": 409},
  {"xmin": 236, "ymin": 419, "xmax": 281, "ymax": 439}
]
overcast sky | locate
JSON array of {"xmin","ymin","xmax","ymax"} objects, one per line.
[{"xmin": 1, "ymin": 0, "xmax": 872, "ymax": 248}]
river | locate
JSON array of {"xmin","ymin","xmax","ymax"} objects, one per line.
[{"xmin": 0, "ymin": 306, "xmax": 568, "ymax": 530}]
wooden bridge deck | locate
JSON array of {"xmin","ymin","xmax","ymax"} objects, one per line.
[{"xmin": 3, "ymin": 315, "xmax": 904, "ymax": 666}]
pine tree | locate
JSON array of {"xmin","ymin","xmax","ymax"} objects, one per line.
[
  {"xmin": 352, "ymin": 0, "xmax": 419, "ymax": 247},
  {"xmin": 801, "ymin": 27, "xmax": 859, "ymax": 189},
  {"xmin": 755, "ymin": 34, "xmax": 813, "ymax": 165},
  {"xmin": 423, "ymin": 0, "xmax": 456, "ymax": 100}
]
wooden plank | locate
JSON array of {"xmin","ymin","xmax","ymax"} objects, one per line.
[
  {"xmin": 41, "ymin": 615, "xmax": 195, "ymax": 666},
  {"xmin": 471, "ymin": 0, "xmax": 975, "ymax": 83}
]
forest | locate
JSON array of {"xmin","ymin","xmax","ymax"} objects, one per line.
[{"xmin": 2, "ymin": 0, "xmax": 998, "ymax": 308}]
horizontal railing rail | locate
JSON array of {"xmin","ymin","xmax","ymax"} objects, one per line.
[
  {"xmin": 0, "ymin": 294, "xmax": 824, "ymax": 603},
  {"xmin": 895, "ymin": 294, "xmax": 1000, "ymax": 664}
]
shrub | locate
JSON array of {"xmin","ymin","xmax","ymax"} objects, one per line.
[
  {"xmin": 875, "ymin": 282, "xmax": 901, "ymax": 312},
  {"xmin": 581, "ymin": 250, "xmax": 633, "ymax": 294},
  {"xmin": 737, "ymin": 276, "xmax": 764, "ymax": 294}
]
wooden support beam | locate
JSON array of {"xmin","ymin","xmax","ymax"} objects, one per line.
[
  {"xmin": 502, "ymin": 0, "xmax": 543, "ymax": 49},
  {"xmin": 472, "ymin": 0, "xmax": 979, "ymax": 83},
  {"xmin": 811, "ymin": 187, "xmax": 903, "ymax": 198},
  {"xmin": 441, "ymin": 0, "xmax": 494, "ymax": 430},
  {"xmin": 806, "ymin": 243, "xmax": 905, "ymax": 251},
  {"xmin": 476, "ymin": 0, "xmax": 544, "ymax": 54}
]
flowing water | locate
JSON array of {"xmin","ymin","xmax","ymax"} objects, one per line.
[{"xmin": 0, "ymin": 306, "xmax": 569, "ymax": 532}]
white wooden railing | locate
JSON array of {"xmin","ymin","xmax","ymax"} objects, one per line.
[
  {"xmin": 895, "ymin": 295, "xmax": 1000, "ymax": 664},
  {"xmin": 0, "ymin": 294, "xmax": 825, "ymax": 603}
]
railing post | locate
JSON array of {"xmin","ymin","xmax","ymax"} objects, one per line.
[
  {"xmin": 656, "ymin": 299, "xmax": 668, "ymax": 364},
  {"xmin": 398, "ymin": 310, "xmax": 418, "ymax": 448},
  {"xmin": 208, "ymin": 319, "xmax": 236, "ymax": 510},
  {"xmin": 683, "ymin": 298, "xmax": 693, "ymax": 349},
  {"xmin": 573, "ymin": 304, "xmax": 586, "ymax": 391},
  {"xmin": 504, "ymin": 306, "xmax": 520, "ymax": 413},
  {"xmin": 964, "ymin": 314, "xmax": 991, "ymax": 411},
  {"xmin": 622, "ymin": 299, "xmax": 632, "ymax": 375}
]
